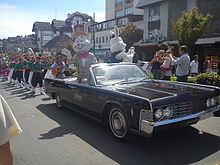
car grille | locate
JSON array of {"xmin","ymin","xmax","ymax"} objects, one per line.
[{"xmin": 154, "ymin": 98, "xmax": 207, "ymax": 119}]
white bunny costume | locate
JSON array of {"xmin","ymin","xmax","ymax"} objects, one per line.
[{"xmin": 109, "ymin": 26, "xmax": 127, "ymax": 63}]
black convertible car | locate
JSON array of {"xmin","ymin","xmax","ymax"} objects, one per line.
[{"xmin": 45, "ymin": 63, "xmax": 220, "ymax": 140}]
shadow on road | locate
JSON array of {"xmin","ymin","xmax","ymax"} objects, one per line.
[{"xmin": 37, "ymin": 103, "xmax": 220, "ymax": 165}]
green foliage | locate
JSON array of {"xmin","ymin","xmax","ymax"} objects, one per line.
[
  {"xmin": 187, "ymin": 77, "xmax": 196, "ymax": 83},
  {"xmin": 172, "ymin": 7, "xmax": 213, "ymax": 48},
  {"xmin": 170, "ymin": 75, "xmax": 177, "ymax": 81},
  {"xmin": 195, "ymin": 73, "xmax": 220, "ymax": 87},
  {"xmin": 147, "ymin": 73, "xmax": 154, "ymax": 79},
  {"xmin": 120, "ymin": 23, "xmax": 143, "ymax": 49}
]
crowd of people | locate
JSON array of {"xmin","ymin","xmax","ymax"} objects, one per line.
[
  {"xmin": 150, "ymin": 45, "xmax": 199, "ymax": 82},
  {"xmin": 0, "ymin": 45, "xmax": 201, "ymax": 96},
  {"xmin": 0, "ymin": 54, "xmax": 74, "ymax": 95}
]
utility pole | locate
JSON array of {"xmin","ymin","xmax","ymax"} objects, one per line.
[{"xmin": 93, "ymin": 12, "xmax": 96, "ymax": 55}]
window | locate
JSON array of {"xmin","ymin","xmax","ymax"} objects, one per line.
[
  {"xmin": 117, "ymin": 18, "xmax": 124, "ymax": 27},
  {"xmin": 106, "ymin": 36, "xmax": 109, "ymax": 42},
  {"xmin": 125, "ymin": 7, "xmax": 133, "ymax": 15},
  {"xmin": 102, "ymin": 36, "xmax": 105, "ymax": 43},
  {"xmin": 115, "ymin": 0, "xmax": 123, "ymax": 7},
  {"xmin": 99, "ymin": 37, "xmax": 101, "ymax": 43},
  {"xmin": 149, "ymin": 5, "xmax": 160, "ymax": 22},
  {"xmin": 96, "ymin": 37, "xmax": 98, "ymax": 44},
  {"xmin": 116, "ymin": 9, "xmax": 124, "ymax": 18}
]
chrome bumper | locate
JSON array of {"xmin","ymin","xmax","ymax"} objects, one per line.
[{"xmin": 140, "ymin": 107, "xmax": 220, "ymax": 136}]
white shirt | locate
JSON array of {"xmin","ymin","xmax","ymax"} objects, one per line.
[
  {"xmin": 0, "ymin": 95, "xmax": 22, "ymax": 145},
  {"xmin": 172, "ymin": 53, "xmax": 191, "ymax": 76},
  {"xmin": 190, "ymin": 60, "xmax": 199, "ymax": 73}
]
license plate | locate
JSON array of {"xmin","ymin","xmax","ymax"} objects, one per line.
[{"xmin": 200, "ymin": 112, "xmax": 214, "ymax": 120}]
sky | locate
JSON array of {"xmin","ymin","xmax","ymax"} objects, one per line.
[{"xmin": 0, "ymin": 0, "xmax": 105, "ymax": 39}]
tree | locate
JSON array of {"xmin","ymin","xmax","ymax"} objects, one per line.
[
  {"xmin": 172, "ymin": 7, "xmax": 213, "ymax": 50},
  {"xmin": 120, "ymin": 23, "xmax": 143, "ymax": 50}
]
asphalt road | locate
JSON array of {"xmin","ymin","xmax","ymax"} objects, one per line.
[{"xmin": 0, "ymin": 79, "xmax": 220, "ymax": 165}]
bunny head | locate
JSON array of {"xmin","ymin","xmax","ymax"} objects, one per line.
[
  {"xmin": 110, "ymin": 26, "xmax": 126, "ymax": 53},
  {"xmin": 72, "ymin": 23, "xmax": 92, "ymax": 54}
]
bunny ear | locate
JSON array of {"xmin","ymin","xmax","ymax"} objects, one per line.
[
  {"xmin": 84, "ymin": 22, "xmax": 92, "ymax": 33},
  {"xmin": 114, "ymin": 26, "xmax": 119, "ymax": 37}
]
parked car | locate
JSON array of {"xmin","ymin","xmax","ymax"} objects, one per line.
[
  {"xmin": 44, "ymin": 63, "xmax": 220, "ymax": 140},
  {"xmin": 138, "ymin": 61, "xmax": 152, "ymax": 74}
]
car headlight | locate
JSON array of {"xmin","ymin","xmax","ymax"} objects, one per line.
[
  {"xmin": 211, "ymin": 97, "xmax": 216, "ymax": 106},
  {"xmin": 154, "ymin": 108, "xmax": 163, "ymax": 120},
  {"xmin": 163, "ymin": 107, "xmax": 173, "ymax": 118},
  {"xmin": 206, "ymin": 98, "xmax": 211, "ymax": 107}
]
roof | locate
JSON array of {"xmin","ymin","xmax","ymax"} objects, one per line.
[
  {"xmin": 32, "ymin": 22, "xmax": 52, "ymax": 32},
  {"xmin": 136, "ymin": 0, "xmax": 163, "ymax": 9},
  {"xmin": 66, "ymin": 11, "xmax": 93, "ymax": 21},
  {"xmin": 51, "ymin": 19, "xmax": 66, "ymax": 28},
  {"xmin": 43, "ymin": 35, "xmax": 73, "ymax": 49}
]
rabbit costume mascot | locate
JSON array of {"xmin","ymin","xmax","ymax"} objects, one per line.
[
  {"xmin": 109, "ymin": 26, "xmax": 127, "ymax": 63},
  {"xmin": 72, "ymin": 24, "xmax": 97, "ymax": 83}
]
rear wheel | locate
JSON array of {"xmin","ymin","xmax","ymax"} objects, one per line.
[
  {"xmin": 108, "ymin": 107, "xmax": 130, "ymax": 140},
  {"xmin": 55, "ymin": 94, "xmax": 63, "ymax": 109}
]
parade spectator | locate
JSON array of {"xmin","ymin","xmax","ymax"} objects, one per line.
[
  {"xmin": 0, "ymin": 95, "xmax": 22, "ymax": 165},
  {"xmin": 190, "ymin": 55, "xmax": 199, "ymax": 77},
  {"xmin": 161, "ymin": 50, "xmax": 173, "ymax": 80},
  {"xmin": 151, "ymin": 50, "xmax": 163, "ymax": 79},
  {"xmin": 160, "ymin": 50, "xmax": 172, "ymax": 79},
  {"xmin": 171, "ymin": 46, "xmax": 191, "ymax": 82}
]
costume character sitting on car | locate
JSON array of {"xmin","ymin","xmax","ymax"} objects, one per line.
[
  {"xmin": 108, "ymin": 26, "xmax": 127, "ymax": 63},
  {"xmin": 72, "ymin": 24, "xmax": 97, "ymax": 83}
]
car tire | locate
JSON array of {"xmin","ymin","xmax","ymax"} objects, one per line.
[
  {"xmin": 108, "ymin": 106, "xmax": 130, "ymax": 140},
  {"xmin": 55, "ymin": 94, "xmax": 63, "ymax": 109}
]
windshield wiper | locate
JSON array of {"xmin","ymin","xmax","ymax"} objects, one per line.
[{"xmin": 112, "ymin": 78, "xmax": 143, "ymax": 86}]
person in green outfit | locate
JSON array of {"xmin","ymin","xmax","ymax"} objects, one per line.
[
  {"xmin": 22, "ymin": 56, "xmax": 32, "ymax": 90},
  {"xmin": 14, "ymin": 58, "xmax": 24, "ymax": 88},
  {"xmin": 8, "ymin": 60, "xmax": 16, "ymax": 84},
  {"xmin": 31, "ymin": 56, "xmax": 45, "ymax": 95}
]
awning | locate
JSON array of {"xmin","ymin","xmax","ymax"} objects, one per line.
[
  {"xmin": 196, "ymin": 37, "xmax": 220, "ymax": 45},
  {"xmin": 134, "ymin": 40, "xmax": 179, "ymax": 47}
]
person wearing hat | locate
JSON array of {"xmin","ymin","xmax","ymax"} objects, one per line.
[
  {"xmin": 50, "ymin": 55, "xmax": 65, "ymax": 79},
  {"xmin": 31, "ymin": 57, "xmax": 45, "ymax": 95}
]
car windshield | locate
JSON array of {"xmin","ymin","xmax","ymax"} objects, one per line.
[{"xmin": 92, "ymin": 64, "xmax": 149, "ymax": 86}]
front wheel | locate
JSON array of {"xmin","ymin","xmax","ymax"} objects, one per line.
[
  {"xmin": 108, "ymin": 107, "xmax": 130, "ymax": 140},
  {"xmin": 55, "ymin": 94, "xmax": 63, "ymax": 109}
]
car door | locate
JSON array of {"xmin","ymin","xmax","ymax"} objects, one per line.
[{"xmin": 63, "ymin": 81, "xmax": 81, "ymax": 106}]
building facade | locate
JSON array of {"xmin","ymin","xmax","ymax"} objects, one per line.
[
  {"xmin": 32, "ymin": 22, "xmax": 54, "ymax": 52},
  {"xmin": 106, "ymin": 0, "xmax": 144, "ymax": 20},
  {"xmin": 135, "ymin": 0, "xmax": 220, "ymax": 63},
  {"xmin": 90, "ymin": 14, "xmax": 143, "ymax": 57},
  {"xmin": 32, "ymin": 12, "xmax": 93, "ymax": 53}
]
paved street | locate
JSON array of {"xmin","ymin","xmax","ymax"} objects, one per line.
[{"xmin": 0, "ymin": 80, "xmax": 220, "ymax": 165}]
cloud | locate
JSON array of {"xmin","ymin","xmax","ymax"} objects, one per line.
[{"xmin": 0, "ymin": 3, "xmax": 17, "ymax": 10}]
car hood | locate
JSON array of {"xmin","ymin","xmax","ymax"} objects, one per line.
[{"xmin": 106, "ymin": 80, "xmax": 218, "ymax": 101}]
